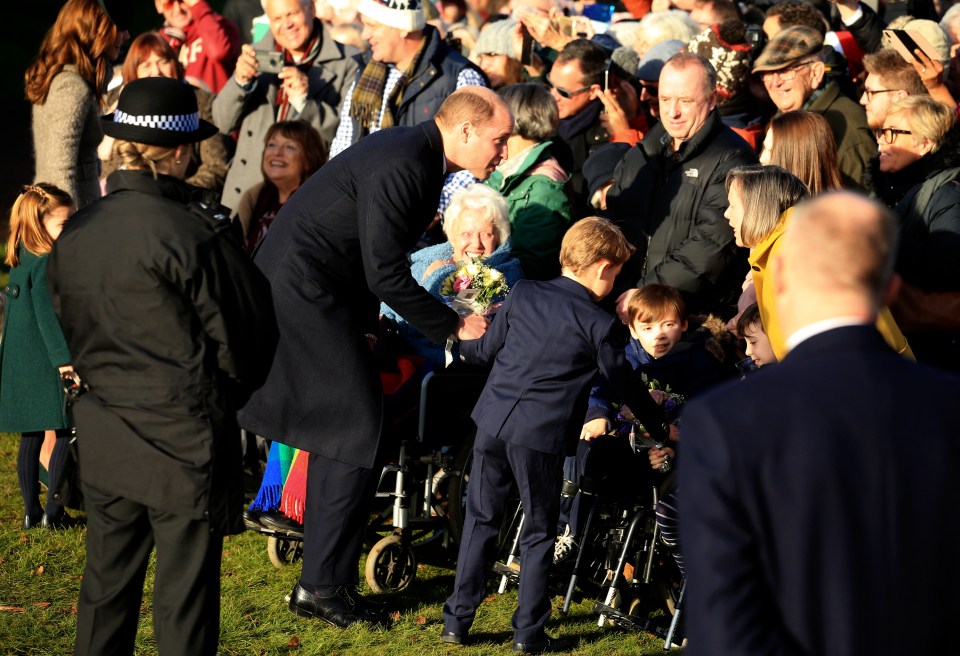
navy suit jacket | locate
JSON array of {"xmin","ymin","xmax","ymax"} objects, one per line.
[
  {"xmin": 239, "ymin": 121, "xmax": 459, "ymax": 467},
  {"xmin": 461, "ymin": 276, "xmax": 666, "ymax": 457},
  {"xmin": 679, "ymin": 325, "xmax": 960, "ymax": 656}
]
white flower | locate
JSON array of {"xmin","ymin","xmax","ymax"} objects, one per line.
[
  {"xmin": 465, "ymin": 263, "xmax": 480, "ymax": 276},
  {"xmin": 488, "ymin": 268, "xmax": 502, "ymax": 281}
]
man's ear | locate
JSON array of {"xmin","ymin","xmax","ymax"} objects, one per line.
[
  {"xmin": 588, "ymin": 83, "xmax": 602, "ymax": 101},
  {"xmin": 881, "ymin": 271, "xmax": 903, "ymax": 308},
  {"xmin": 706, "ymin": 90, "xmax": 717, "ymax": 112},
  {"xmin": 809, "ymin": 60, "xmax": 826, "ymax": 88},
  {"xmin": 459, "ymin": 121, "xmax": 472, "ymax": 143}
]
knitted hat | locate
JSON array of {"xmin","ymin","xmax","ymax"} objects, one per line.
[
  {"xmin": 102, "ymin": 77, "xmax": 218, "ymax": 146},
  {"xmin": 475, "ymin": 19, "xmax": 518, "ymax": 58},
  {"xmin": 636, "ymin": 39, "xmax": 684, "ymax": 82},
  {"xmin": 687, "ymin": 22, "xmax": 753, "ymax": 101},
  {"xmin": 752, "ymin": 25, "xmax": 823, "ymax": 73},
  {"xmin": 358, "ymin": 0, "xmax": 426, "ymax": 33},
  {"xmin": 611, "ymin": 46, "xmax": 639, "ymax": 81}
]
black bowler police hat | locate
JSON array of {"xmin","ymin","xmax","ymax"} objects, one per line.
[{"xmin": 101, "ymin": 77, "xmax": 219, "ymax": 147}]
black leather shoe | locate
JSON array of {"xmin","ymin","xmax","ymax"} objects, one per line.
[
  {"xmin": 288, "ymin": 583, "xmax": 389, "ymax": 629},
  {"xmin": 259, "ymin": 511, "xmax": 304, "ymax": 535},
  {"xmin": 513, "ymin": 634, "xmax": 574, "ymax": 653},
  {"xmin": 23, "ymin": 514, "xmax": 42, "ymax": 530},
  {"xmin": 440, "ymin": 630, "xmax": 466, "ymax": 645},
  {"xmin": 243, "ymin": 508, "xmax": 264, "ymax": 531},
  {"xmin": 41, "ymin": 512, "xmax": 81, "ymax": 530}
]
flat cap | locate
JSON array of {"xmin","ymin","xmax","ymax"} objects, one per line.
[{"xmin": 752, "ymin": 26, "xmax": 823, "ymax": 73}]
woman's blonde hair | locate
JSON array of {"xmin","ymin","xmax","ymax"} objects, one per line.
[
  {"xmin": 5, "ymin": 184, "xmax": 74, "ymax": 267},
  {"xmin": 725, "ymin": 165, "xmax": 809, "ymax": 248},
  {"xmin": 888, "ymin": 95, "xmax": 957, "ymax": 153},
  {"xmin": 113, "ymin": 140, "xmax": 181, "ymax": 179},
  {"xmin": 25, "ymin": 0, "xmax": 119, "ymax": 105}
]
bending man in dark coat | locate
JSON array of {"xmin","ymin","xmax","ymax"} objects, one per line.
[
  {"xmin": 679, "ymin": 192, "xmax": 960, "ymax": 656},
  {"xmin": 238, "ymin": 86, "xmax": 512, "ymax": 628},
  {"xmin": 46, "ymin": 77, "xmax": 277, "ymax": 656}
]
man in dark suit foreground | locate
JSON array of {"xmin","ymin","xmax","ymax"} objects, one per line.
[
  {"xmin": 679, "ymin": 192, "xmax": 960, "ymax": 655},
  {"xmin": 238, "ymin": 86, "xmax": 513, "ymax": 628}
]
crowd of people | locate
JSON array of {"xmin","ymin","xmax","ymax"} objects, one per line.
[{"xmin": 3, "ymin": 0, "xmax": 960, "ymax": 653}]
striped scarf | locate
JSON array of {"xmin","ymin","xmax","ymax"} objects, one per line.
[{"xmin": 349, "ymin": 36, "xmax": 429, "ymax": 134}]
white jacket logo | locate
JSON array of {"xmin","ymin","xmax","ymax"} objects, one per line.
[{"xmin": 684, "ymin": 168, "xmax": 699, "ymax": 178}]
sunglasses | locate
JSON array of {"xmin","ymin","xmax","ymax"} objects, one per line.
[{"xmin": 549, "ymin": 80, "xmax": 592, "ymax": 99}]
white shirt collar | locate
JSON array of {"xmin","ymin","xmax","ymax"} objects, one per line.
[{"xmin": 784, "ymin": 316, "xmax": 870, "ymax": 353}]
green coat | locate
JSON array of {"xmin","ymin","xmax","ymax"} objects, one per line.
[
  {"xmin": 0, "ymin": 248, "xmax": 70, "ymax": 431},
  {"xmin": 486, "ymin": 140, "xmax": 573, "ymax": 281}
]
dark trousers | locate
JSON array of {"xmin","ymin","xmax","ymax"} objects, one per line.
[
  {"xmin": 443, "ymin": 430, "xmax": 563, "ymax": 643},
  {"xmin": 74, "ymin": 481, "xmax": 222, "ymax": 656},
  {"xmin": 299, "ymin": 452, "xmax": 378, "ymax": 590},
  {"xmin": 18, "ymin": 429, "xmax": 70, "ymax": 518}
]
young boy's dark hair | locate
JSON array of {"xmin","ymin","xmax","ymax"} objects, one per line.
[
  {"xmin": 736, "ymin": 302, "xmax": 763, "ymax": 339},
  {"xmin": 627, "ymin": 283, "xmax": 688, "ymax": 326},
  {"xmin": 559, "ymin": 216, "xmax": 635, "ymax": 274}
]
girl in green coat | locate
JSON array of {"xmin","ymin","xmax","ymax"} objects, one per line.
[{"xmin": 0, "ymin": 184, "xmax": 75, "ymax": 529}]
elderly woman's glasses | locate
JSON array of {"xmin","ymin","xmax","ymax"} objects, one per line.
[
  {"xmin": 875, "ymin": 127, "xmax": 912, "ymax": 144},
  {"xmin": 760, "ymin": 60, "xmax": 815, "ymax": 82}
]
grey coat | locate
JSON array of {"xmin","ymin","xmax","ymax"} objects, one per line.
[
  {"xmin": 213, "ymin": 21, "xmax": 358, "ymax": 211},
  {"xmin": 31, "ymin": 65, "xmax": 102, "ymax": 209}
]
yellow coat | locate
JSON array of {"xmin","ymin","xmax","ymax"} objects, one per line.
[{"xmin": 748, "ymin": 208, "xmax": 914, "ymax": 360}]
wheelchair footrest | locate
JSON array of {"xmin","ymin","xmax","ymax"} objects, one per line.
[
  {"xmin": 593, "ymin": 602, "xmax": 683, "ymax": 644},
  {"xmin": 493, "ymin": 561, "xmax": 521, "ymax": 580}
]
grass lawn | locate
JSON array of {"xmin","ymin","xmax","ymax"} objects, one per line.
[{"xmin": 0, "ymin": 432, "xmax": 675, "ymax": 655}]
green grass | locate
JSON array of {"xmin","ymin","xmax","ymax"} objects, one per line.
[{"xmin": 0, "ymin": 432, "xmax": 674, "ymax": 655}]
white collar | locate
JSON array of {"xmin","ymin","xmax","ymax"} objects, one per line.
[{"xmin": 785, "ymin": 316, "xmax": 871, "ymax": 353}]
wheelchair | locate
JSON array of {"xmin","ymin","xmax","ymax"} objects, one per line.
[
  {"xmin": 493, "ymin": 429, "xmax": 685, "ymax": 649},
  {"xmin": 247, "ymin": 363, "xmax": 486, "ymax": 594}
]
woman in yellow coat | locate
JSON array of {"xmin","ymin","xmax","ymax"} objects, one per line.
[{"xmin": 725, "ymin": 165, "xmax": 912, "ymax": 359}]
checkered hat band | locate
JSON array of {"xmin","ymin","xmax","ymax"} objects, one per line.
[{"xmin": 114, "ymin": 110, "xmax": 200, "ymax": 132}]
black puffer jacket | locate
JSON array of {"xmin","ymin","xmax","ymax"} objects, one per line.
[
  {"xmin": 875, "ymin": 125, "xmax": 960, "ymax": 293},
  {"xmin": 606, "ymin": 109, "xmax": 756, "ymax": 317}
]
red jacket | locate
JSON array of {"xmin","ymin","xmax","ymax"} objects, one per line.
[{"xmin": 162, "ymin": 1, "xmax": 241, "ymax": 94}]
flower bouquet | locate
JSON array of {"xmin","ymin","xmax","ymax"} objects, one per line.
[
  {"xmin": 439, "ymin": 257, "xmax": 511, "ymax": 316},
  {"xmin": 615, "ymin": 376, "xmax": 685, "ymax": 469}
]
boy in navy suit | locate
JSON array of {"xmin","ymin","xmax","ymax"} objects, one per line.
[{"xmin": 441, "ymin": 217, "xmax": 668, "ymax": 653}]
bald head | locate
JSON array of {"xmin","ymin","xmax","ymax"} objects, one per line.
[{"xmin": 777, "ymin": 192, "xmax": 898, "ymax": 322}]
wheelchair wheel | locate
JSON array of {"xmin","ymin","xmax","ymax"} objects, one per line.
[
  {"xmin": 365, "ymin": 535, "xmax": 416, "ymax": 593},
  {"xmin": 267, "ymin": 536, "xmax": 302, "ymax": 569},
  {"xmin": 445, "ymin": 427, "xmax": 476, "ymax": 545}
]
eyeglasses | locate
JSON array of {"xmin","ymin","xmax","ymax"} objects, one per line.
[
  {"xmin": 862, "ymin": 88, "xmax": 901, "ymax": 101},
  {"xmin": 548, "ymin": 79, "xmax": 592, "ymax": 99},
  {"xmin": 760, "ymin": 60, "xmax": 815, "ymax": 82},
  {"xmin": 875, "ymin": 127, "xmax": 913, "ymax": 144}
]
